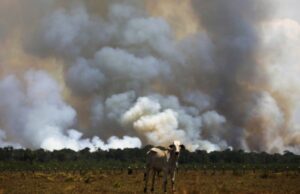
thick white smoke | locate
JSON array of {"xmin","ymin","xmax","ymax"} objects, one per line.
[
  {"xmin": 0, "ymin": 70, "xmax": 141, "ymax": 151},
  {"xmin": 121, "ymin": 95, "xmax": 227, "ymax": 151},
  {"xmin": 0, "ymin": 0, "xmax": 299, "ymax": 153}
]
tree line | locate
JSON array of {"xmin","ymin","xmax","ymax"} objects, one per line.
[{"xmin": 0, "ymin": 146, "xmax": 299, "ymax": 171}]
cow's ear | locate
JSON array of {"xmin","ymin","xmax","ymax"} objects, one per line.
[
  {"xmin": 169, "ymin": 144, "xmax": 175, "ymax": 149},
  {"xmin": 180, "ymin": 144, "xmax": 186, "ymax": 150}
]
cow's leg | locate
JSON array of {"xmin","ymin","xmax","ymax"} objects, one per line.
[
  {"xmin": 150, "ymin": 170, "xmax": 156, "ymax": 192},
  {"xmin": 163, "ymin": 170, "xmax": 168, "ymax": 193},
  {"xmin": 171, "ymin": 170, "xmax": 176, "ymax": 192},
  {"xmin": 144, "ymin": 164, "xmax": 150, "ymax": 181},
  {"xmin": 144, "ymin": 167, "xmax": 150, "ymax": 193}
]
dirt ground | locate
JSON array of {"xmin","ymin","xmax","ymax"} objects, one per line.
[{"xmin": 0, "ymin": 170, "xmax": 299, "ymax": 194}]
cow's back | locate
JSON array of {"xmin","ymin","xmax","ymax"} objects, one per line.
[{"xmin": 146, "ymin": 148, "xmax": 168, "ymax": 171}]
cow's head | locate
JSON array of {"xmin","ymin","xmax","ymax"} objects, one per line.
[{"xmin": 169, "ymin": 140, "xmax": 185, "ymax": 156}]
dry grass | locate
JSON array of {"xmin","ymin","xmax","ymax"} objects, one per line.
[{"xmin": 0, "ymin": 170, "xmax": 299, "ymax": 194}]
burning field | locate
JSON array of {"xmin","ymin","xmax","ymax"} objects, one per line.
[{"xmin": 1, "ymin": 1, "xmax": 300, "ymax": 193}]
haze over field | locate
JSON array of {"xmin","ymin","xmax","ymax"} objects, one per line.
[{"xmin": 0, "ymin": 0, "xmax": 300, "ymax": 153}]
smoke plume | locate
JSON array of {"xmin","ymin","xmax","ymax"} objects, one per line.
[{"xmin": 0, "ymin": 0, "xmax": 299, "ymax": 153}]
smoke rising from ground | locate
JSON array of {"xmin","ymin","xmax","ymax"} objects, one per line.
[{"xmin": 0, "ymin": 0, "xmax": 299, "ymax": 153}]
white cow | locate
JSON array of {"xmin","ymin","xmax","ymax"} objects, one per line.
[{"xmin": 144, "ymin": 140, "xmax": 185, "ymax": 193}]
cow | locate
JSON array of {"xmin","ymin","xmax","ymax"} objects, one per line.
[{"xmin": 144, "ymin": 140, "xmax": 185, "ymax": 193}]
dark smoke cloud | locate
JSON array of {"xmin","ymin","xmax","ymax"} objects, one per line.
[{"xmin": 190, "ymin": 0, "xmax": 271, "ymax": 149}]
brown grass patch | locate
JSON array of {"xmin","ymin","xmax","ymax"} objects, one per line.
[{"xmin": 0, "ymin": 170, "xmax": 299, "ymax": 194}]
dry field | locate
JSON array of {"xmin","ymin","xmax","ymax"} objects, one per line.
[{"xmin": 0, "ymin": 170, "xmax": 299, "ymax": 194}]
